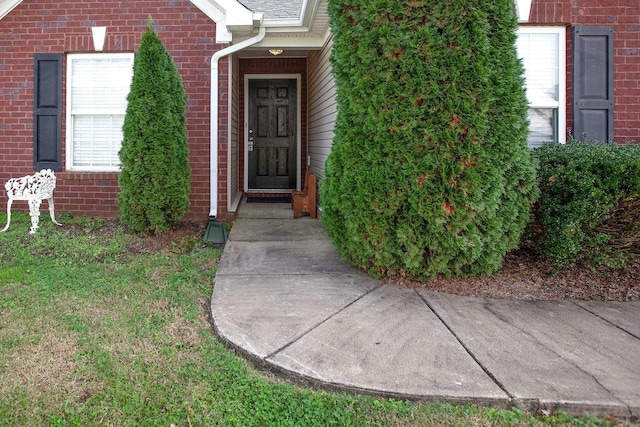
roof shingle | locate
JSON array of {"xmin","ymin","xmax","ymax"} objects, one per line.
[{"xmin": 238, "ymin": 0, "xmax": 303, "ymax": 20}]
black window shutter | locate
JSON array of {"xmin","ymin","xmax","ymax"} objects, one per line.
[
  {"xmin": 573, "ymin": 26, "xmax": 614, "ymax": 143},
  {"xmin": 33, "ymin": 53, "xmax": 63, "ymax": 170}
]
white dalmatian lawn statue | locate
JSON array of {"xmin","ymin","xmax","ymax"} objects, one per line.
[{"xmin": 2, "ymin": 169, "xmax": 62, "ymax": 234}]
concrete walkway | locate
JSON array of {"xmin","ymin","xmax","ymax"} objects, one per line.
[{"xmin": 211, "ymin": 201, "xmax": 640, "ymax": 419}]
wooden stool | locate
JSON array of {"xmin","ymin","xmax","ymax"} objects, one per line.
[{"xmin": 292, "ymin": 171, "xmax": 317, "ymax": 219}]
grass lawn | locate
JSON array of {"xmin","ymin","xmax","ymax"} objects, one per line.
[{"xmin": 0, "ymin": 212, "xmax": 622, "ymax": 426}]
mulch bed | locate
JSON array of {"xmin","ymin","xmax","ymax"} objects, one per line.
[{"xmin": 391, "ymin": 247, "xmax": 640, "ymax": 302}]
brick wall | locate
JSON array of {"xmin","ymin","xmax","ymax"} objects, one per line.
[
  {"xmin": 238, "ymin": 57, "xmax": 308, "ymax": 195},
  {"xmin": 0, "ymin": 0, "xmax": 226, "ymax": 221},
  {"xmin": 529, "ymin": 0, "xmax": 640, "ymax": 143}
]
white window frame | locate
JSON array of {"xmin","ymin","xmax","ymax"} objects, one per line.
[
  {"xmin": 66, "ymin": 52, "xmax": 134, "ymax": 172},
  {"xmin": 517, "ymin": 26, "xmax": 566, "ymax": 146}
]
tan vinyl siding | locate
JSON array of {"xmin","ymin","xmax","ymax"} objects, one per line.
[
  {"xmin": 229, "ymin": 54, "xmax": 242, "ymax": 212},
  {"xmin": 307, "ymin": 35, "xmax": 336, "ymax": 180}
]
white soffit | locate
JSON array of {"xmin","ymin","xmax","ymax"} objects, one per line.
[
  {"xmin": 233, "ymin": 0, "xmax": 329, "ymax": 49},
  {"xmin": 0, "ymin": 0, "xmax": 22, "ymax": 20},
  {"xmin": 250, "ymin": 0, "xmax": 321, "ymax": 28}
]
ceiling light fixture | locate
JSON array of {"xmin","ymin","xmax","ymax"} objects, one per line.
[{"xmin": 268, "ymin": 49, "xmax": 284, "ymax": 56}]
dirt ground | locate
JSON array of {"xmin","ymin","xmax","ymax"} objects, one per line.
[
  {"xmin": 78, "ymin": 219, "xmax": 639, "ymax": 302},
  {"xmin": 390, "ymin": 247, "xmax": 640, "ymax": 302}
]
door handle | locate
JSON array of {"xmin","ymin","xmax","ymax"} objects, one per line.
[{"xmin": 248, "ymin": 129, "xmax": 254, "ymax": 151}]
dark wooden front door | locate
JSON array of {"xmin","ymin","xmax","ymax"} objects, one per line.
[{"xmin": 248, "ymin": 79, "xmax": 297, "ymax": 190}]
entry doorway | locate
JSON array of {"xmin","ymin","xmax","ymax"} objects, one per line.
[{"xmin": 245, "ymin": 77, "xmax": 300, "ymax": 191}]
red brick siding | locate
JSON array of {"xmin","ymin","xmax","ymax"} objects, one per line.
[
  {"xmin": 217, "ymin": 56, "xmax": 232, "ymax": 222},
  {"xmin": 0, "ymin": 0, "xmax": 227, "ymax": 221},
  {"xmin": 529, "ymin": 0, "xmax": 640, "ymax": 143},
  {"xmin": 238, "ymin": 57, "xmax": 308, "ymax": 194}
]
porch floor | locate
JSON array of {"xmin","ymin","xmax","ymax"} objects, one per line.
[{"xmin": 235, "ymin": 197, "xmax": 296, "ymax": 220}]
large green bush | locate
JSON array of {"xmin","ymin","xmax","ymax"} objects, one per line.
[
  {"xmin": 321, "ymin": 0, "xmax": 537, "ymax": 279},
  {"xmin": 533, "ymin": 141, "xmax": 640, "ymax": 265},
  {"xmin": 118, "ymin": 18, "xmax": 191, "ymax": 234}
]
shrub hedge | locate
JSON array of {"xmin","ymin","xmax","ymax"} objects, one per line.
[
  {"xmin": 118, "ymin": 18, "xmax": 191, "ymax": 234},
  {"xmin": 533, "ymin": 141, "xmax": 640, "ymax": 265},
  {"xmin": 321, "ymin": 0, "xmax": 537, "ymax": 279}
]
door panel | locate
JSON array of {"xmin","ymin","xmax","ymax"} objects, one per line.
[{"xmin": 248, "ymin": 79, "xmax": 297, "ymax": 189}]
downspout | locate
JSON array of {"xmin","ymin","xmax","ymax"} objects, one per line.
[{"xmin": 210, "ymin": 25, "xmax": 266, "ymax": 218}]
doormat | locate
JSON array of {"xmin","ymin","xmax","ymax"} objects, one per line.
[{"xmin": 246, "ymin": 197, "xmax": 291, "ymax": 203}]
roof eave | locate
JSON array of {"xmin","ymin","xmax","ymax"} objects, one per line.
[
  {"xmin": 191, "ymin": 0, "xmax": 263, "ymax": 43},
  {"xmin": 0, "ymin": 0, "xmax": 23, "ymax": 20}
]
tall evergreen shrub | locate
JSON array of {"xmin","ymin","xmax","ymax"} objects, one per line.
[
  {"xmin": 118, "ymin": 18, "xmax": 191, "ymax": 233},
  {"xmin": 479, "ymin": 0, "xmax": 539, "ymax": 271},
  {"xmin": 322, "ymin": 0, "xmax": 538, "ymax": 278}
]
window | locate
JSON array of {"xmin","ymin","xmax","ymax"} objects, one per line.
[
  {"xmin": 66, "ymin": 53, "xmax": 134, "ymax": 171},
  {"xmin": 516, "ymin": 27, "xmax": 566, "ymax": 148}
]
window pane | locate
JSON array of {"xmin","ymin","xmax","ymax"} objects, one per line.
[
  {"xmin": 528, "ymin": 108, "xmax": 556, "ymax": 148},
  {"xmin": 517, "ymin": 28, "xmax": 565, "ymax": 146},
  {"xmin": 72, "ymin": 115, "xmax": 124, "ymax": 168},
  {"xmin": 71, "ymin": 58, "xmax": 131, "ymax": 113},
  {"xmin": 69, "ymin": 54, "xmax": 132, "ymax": 170},
  {"xmin": 517, "ymin": 33, "xmax": 559, "ymax": 106}
]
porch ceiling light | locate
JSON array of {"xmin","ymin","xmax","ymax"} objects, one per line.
[{"xmin": 268, "ymin": 49, "xmax": 283, "ymax": 56}]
